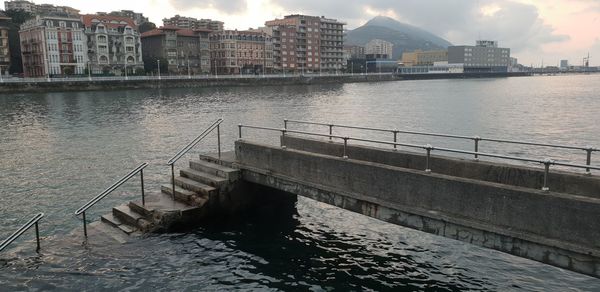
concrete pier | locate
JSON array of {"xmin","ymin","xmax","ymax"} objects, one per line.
[{"xmin": 232, "ymin": 135, "xmax": 600, "ymax": 278}]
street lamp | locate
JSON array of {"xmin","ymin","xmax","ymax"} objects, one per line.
[
  {"xmin": 0, "ymin": 65, "xmax": 3, "ymax": 83},
  {"xmin": 187, "ymin": 58, "xmax": 191, "ymax": 79},
  {"xmin": 124, "ymin": 62, "xmax": 128, "ymax": 80},
  {"xmin": 87, "ymin": 61, "xmax": 91, "ymax": 81},
  {"xmin": 157, "ymin": 59, "xmax": 161, "ymax": 80},
  {"xmin": 213, "ymin": 59, "xmax": 217, "ymax": 77}
]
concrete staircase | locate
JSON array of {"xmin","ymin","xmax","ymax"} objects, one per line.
[{"xmin": 91, "ymin": 153, "xmax": 239, "ymax": 241}]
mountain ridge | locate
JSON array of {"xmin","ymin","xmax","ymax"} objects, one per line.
[{"xmin": 346, "ymin": 16, "xmax": 452, "ymax": 59}]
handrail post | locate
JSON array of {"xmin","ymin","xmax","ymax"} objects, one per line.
[
  {"xmin": 393, "ymin": 130, "xmax": 398, "ymax": 150},
  {"xmin": 140, "ymin": 168, "xmax": 145, "ymax": 205},
  {"xmin": 35, "ymin": 221, "xmax": 40, "ymax": 252},
  {"xmin": 82, "ymin": 211, "xmax": 88, "ymax": 237},
  {"xmin": 238, "ymin": 124, "xmax": 242, "ymax": 139},
  {"xmin": 281, "ymin": 129, "xmax": 287, "ymax": 149},
  {"xmin": 542, "ymin": 158, "xmax": 553, "ymax": 191},
  {"xmin": 342, "ymin": 137, "xmax": 349, "ymax": 159},
  {"xmin": 473, "ymin": 136, "xmax": 481, "ymax": 160},
  {"xmin": 171, "ymin": 163, "xmax": 176, "ymax": 200},
  {"xmin": 217, "ymin": 124, "xmax": 221, "ymax": 159},
  {"xmin": 585, "ymin": 147, "xmax": 593, "ymax": 175},
  {"xmin": 425, "ymin": 144, "xmax": 433, "ymax": 173},
  {"xmin": 329, "ymin": 124, "xmax": 333, "ymax": 141}
]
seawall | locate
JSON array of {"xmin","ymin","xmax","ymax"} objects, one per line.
[{"xmin": 0, "ymin": 74, "xmax": 397, "ymax": 94}]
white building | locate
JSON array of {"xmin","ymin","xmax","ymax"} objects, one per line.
[
  {"xmin": 82, "ymin": 14, "xmax": 144, "ymax": 75},
  {"xmin": 365, "ymin": 39, "xmax": 393, "ymax": 59}
]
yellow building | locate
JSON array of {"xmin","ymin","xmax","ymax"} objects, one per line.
[{"xmin": 401, "ymin": 50, "xmax": 448, "ymax": 66}]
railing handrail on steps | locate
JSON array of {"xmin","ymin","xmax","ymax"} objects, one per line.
[
  {"xmin": 167, "ymin": 118, "xmax": 223, "ymax": 166},
  {"xmin": 166, "ymin": 118, "xmax": 223, "ymax": 199},
  {"xmin": 74, "ymin": 162, "xmax": 148, "ymax": 237},
  {"xmin": 283, "ymin": 119, "xmax": 599, "ymax": 173},
  {"xmin": 237, "ymin": 124, "xmax": 600, "ymax": 192},
  {"xmin": 0, "ymin": 213, "xmax": 44, "ymax": 253}
]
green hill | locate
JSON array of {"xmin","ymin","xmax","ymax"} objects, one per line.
[{"xmin": 346, "ymin": 16, "xmax": 452, "ymax": 59}]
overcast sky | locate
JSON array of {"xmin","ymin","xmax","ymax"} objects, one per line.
[{"xmin": 31, "ymin": 0, "xmax": 600, "ymax": 66}]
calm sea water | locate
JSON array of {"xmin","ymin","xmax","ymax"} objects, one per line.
[{"xmin": 1, "ymin": 75, "xmax": 600, "ymax": 291}]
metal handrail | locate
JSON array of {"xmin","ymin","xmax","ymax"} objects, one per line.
[
  {"xmin": 238, "ymin": 124, "xmax": 600, "ymax": 192},
  {"xmin": 0, "ymin": 213, "xmax": 44, "ymax": 253},
  {"xmin": 167, "ymin": 118, "xmax": 223, "ymax": 199},
  {"xmin": 284, "ymin": 119, "xmax": 599, "ymax": 173},
  {"xmin": 75, "ymin": 162, "xmax": 148, "ymax": 237}
]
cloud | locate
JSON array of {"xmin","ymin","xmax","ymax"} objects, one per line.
[
  {"xmin": 168, "ymin": 0, "xmax": 248, "ymax": 14},
  {"xmin": 267, "ymin": 0, "xmax": 569, "ymax": 55}
]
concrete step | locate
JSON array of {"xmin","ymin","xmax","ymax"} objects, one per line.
[
  {"xmin": 180, "ymin": 167, "xmax": 228, "ymax": 188},
  {"xmin": 173, "ymin": 176, "xmax": 217, "ymax": 197},
  {"xmin": 112, "ymin": 204, "xmax": 152, "ymax": 232},
  {"xmin": 88, "ymin": 221, "xmax": 132, "ymax": 244},
  {"xmin": 131, "ymin": 192, "xmax": 200, "ymax": 213},
  {"xmin": 199, "ymin": 152, "xmax": 236, "ymax": 168},
  {"xmin": 189, "ymin": 160, "xmax": 240, "ymax": 181},
  {"xmin": 161, "ymin": 184, "xmax": 209, "ymax": 207},
  {"xmin": 101, "ymin": 213, "xmax": 137, "ymax": 235},
  {"xmin": 128, "ymin": 200, "xmax": 154, "ymax": 217}
]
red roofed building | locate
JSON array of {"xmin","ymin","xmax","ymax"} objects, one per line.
[
  {"xmin": 141, "ymin": 26, "xmax": 211, "ymax": 75},
  {"xmin": 19, "ymin": 15, "xmax": 87, "ymax": 77},
  {"xmin": 81, "ymin": 14, "xmax": 144, "ymax": 76}
]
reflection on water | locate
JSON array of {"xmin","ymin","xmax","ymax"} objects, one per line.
[{"xmin": 1, "ymin": 76, "xmax": 600, "ymax": 290}]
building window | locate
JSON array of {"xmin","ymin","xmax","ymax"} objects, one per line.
[
  {"xmin": 59, "ymin": 21, "xmax": 66, "ymax": 28},
  {"xmin": 97, "ymin": 35, "xmax": 107, "ymax": 43}
]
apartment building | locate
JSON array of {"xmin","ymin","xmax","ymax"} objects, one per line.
[
  {"xmin": 106, "ymin": 10, "xmax": 148, "ymax": 25},
  {"xmin": 365, "ymin": 39, "xmax": 393, "ymax": 59},
  {"xmin": 319, "ymin": 16, "xmax": 345, "ymax": 71},
  {"xmin": 141, "ymin": 26, "xmax": 211, "ymax": 75},
  {"xmin": 19, "ymin": 15, "xmax": 87, "ymax": 77},
  {"xmin": 81, "ymin": 14, "xmax": 144, "ymax": 75},
  {"xmin": 344, "ymin": 45, "xmax": 365, "ymax": 59},
  {"xmin": 265, "ymin": 14, "xmax": 345, "ymax": 73},
  {"xmin": 209, "ymin": 29, "xmax": 273, "ymax": 75},
  {"xmin": 5, "ymin": 0, "xmax": 79, "ymax": 16},
  {"xmin": 163, "ymin": 15, "xmax": 223, "ymax": 31}
]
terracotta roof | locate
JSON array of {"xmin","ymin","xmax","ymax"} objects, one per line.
[
  {"xmin": 140, "ymin": 28, "xmax": 164, "ymax": 38},
  {"xmin": 81, "ymin": 14, "xmax": 137, "ymax": 29},
  {"xmin": 177, "ymin": 29, "xmax": 196, "ymax": 37}
]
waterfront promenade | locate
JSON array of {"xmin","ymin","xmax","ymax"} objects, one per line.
[{"xmin": 0, "ymin": 73, "xmax": 395, "ymax": 94}]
